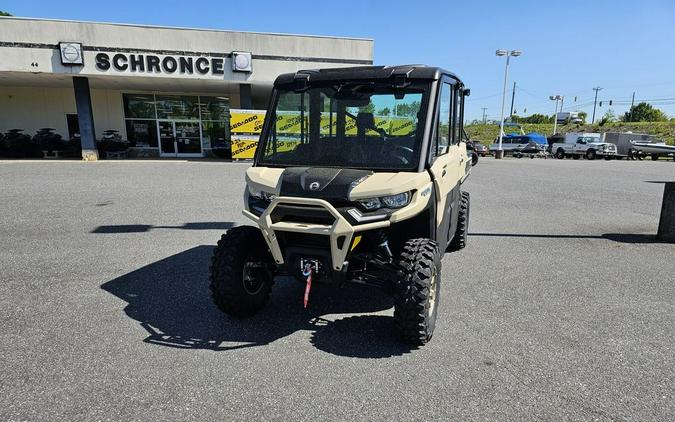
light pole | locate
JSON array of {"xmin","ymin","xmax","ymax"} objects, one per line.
[
  {"xmin": 495, "ymin": 49, "xmax": 522, "ymax": 159},
  {"xmin": 550, "ymin": 95, "xmax": 562, "ymax": 135},
  {"xmin": 591, "ymin": 86, "xmax": 602, "ymax": 124}
]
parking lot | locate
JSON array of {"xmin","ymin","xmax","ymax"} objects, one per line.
[{"xmin": 1, "ymin": 158, "xmax": 673, "ymax": 420}]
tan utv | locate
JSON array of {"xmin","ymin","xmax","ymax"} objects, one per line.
[{"xmin": 210, "ymin": 65, "xmax": 472, "ymax": 345}]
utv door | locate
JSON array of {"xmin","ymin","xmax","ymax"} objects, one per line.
[{"xmin": 429, "ymin": 80, "xmax": 463, "ymax": 249}]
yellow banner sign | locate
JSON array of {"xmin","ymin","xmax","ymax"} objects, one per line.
[
  {"xmin": 231, "ymin": 137, "xmax": 259, "ymax": 159},
  {"xmin": 230, "ymin": 110, "xmax": 265, "ymax": 134}
]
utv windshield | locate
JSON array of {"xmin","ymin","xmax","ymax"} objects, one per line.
[{"xmin": 257, "ymin": 81, "xmax": 430, "ymax": 170}]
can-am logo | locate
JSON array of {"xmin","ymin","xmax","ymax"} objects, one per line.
[{"xmin": 94, "ymin": 52, "xmax": 227, "ymax": 76}]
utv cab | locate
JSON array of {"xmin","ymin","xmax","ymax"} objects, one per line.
[{"xmin": 210, "ymin": 65, "xmax": 472, "ymax": 345}]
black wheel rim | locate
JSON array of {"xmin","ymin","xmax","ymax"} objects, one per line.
[{"xmin": 242, "ymin": 259, "xmax": 265, "ymax": 295}]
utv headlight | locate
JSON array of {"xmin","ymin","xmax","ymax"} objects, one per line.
[
  {"xmin": 249, "ymin": 187, "xmax": 276, "ymax": 202},
  {"xmin": 381, "ymin": 192, "xmax": 411, "ymax": 208},
  {"xmin": 248, "ymin": 187, "xmax": 275, "ymax": 216},
  {"xmin": 358, "ymin": 192, "xmax": 411, "ymax": 211}
]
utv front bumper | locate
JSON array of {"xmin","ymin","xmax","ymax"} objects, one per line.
[{"xmin": 243, "ymin": 196, "xmax": 391, "ymax": 271}]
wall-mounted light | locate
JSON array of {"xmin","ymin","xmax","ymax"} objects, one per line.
[{"xmin": 232, "ymin": 51, "xmax": 252, "ymax": 72}]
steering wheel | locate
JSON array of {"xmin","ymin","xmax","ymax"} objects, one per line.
[{"xmin": 391, "ymin": 145, "xmax": 413, "ymax": 165}]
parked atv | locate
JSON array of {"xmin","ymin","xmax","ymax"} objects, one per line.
[
  {"xmin": 1, "ymin": 129, "xmax": 38, "ymax": 158},
  {"xmin": 33, "ymin": 128, "xmax": 65, "ymax": 156},
  {"xmin": 97, "ymin": 130, "xmax": 129, "ymax": 158},
  {"xmin": 210, "ymin": 65, "xmax": 472, "ymax": 346}
]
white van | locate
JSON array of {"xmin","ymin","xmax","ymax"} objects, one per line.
[{"xmin": 556, "ymin": 112, "xmax": 583, "ymax": 124}]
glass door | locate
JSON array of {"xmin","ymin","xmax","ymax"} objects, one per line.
[
  {"xmin": 174, "ymin": 121, "xmax": 202, "ymax": 156},
  {"xmin": 158, "ymin": 121, "xmax": 176, "ymax": 156},
  {"xmin": 157, "ymin": 120, "xmax": 203, "ymax": 157}
]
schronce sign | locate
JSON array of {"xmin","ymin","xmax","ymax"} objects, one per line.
[{"xmin": 94, "ymin": 52, "xmax": 227, "ymax": 76}]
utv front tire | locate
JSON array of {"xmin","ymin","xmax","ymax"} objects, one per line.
[
  {"xmin": 394, "ymin": 239, "xmax": 441, "ymax": 346},
  {"xmin": 448, "ymin": 191, "xmax": 470, "ymax": 252},
  {"xmin": 210, "ymin": 226, "xmax": 274, "ymax": 317}
]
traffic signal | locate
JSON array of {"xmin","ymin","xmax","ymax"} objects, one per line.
[
  {"xmin": 599, "ymin": 101, "xmax": 603, "ymax": 106},
  {"xmin": 609, "ymin": 100, "xmax": 612, "ymax": 106}
]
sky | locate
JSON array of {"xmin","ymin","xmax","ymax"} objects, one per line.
[{"xmin": 2, "ymin": 0, "xmax": 675, "ymax": 122}]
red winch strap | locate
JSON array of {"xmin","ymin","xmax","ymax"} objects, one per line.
[{"xmin": 302, "ymin": 265, "xmax": 312, "ymax": 308}]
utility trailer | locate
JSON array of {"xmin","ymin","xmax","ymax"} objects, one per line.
[{"xmin": 602, "ymin": 132, "xmax": 668, "ymax": 160}]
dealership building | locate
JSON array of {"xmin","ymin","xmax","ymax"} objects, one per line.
[{"xmin": 0, "ymin": 17, "xmax": 373, "ymax": 159}]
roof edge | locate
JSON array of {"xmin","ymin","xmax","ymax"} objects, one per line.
[{"xmin": 0, "ymin": 16, "xmax": 374, "ymax": 43}]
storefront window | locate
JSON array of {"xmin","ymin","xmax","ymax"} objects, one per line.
[
  {"xmin": 123, "ymin": 94, "xmax": 156, "ymax": 119},
  {"xmin": 199, "ymin": 96, "xmax": 230, "ymax": 120},
  {"xmin": 202, "ymin": 121, "xmax": 229, "ymax": 147},
  {"xmin": 155, "ymin": 95, "xmax": 199, "ymax": 120},
  {"xmin": 121, "ymin": 93, "xmax": 230, "ymax": 154},
  {"xmin": 125, "ymin": 119, "xmax": 158, "ymax": 147}
]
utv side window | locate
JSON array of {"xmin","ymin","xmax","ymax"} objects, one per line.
[
  {"xmin": 434, "ymin": 82, "xmax": 452, "ymax": 157},
  {"xmin": 452, "ymin": 88, "xmax": 461, "ymax": 145}
]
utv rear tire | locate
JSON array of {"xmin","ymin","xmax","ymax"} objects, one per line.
[
  {"xmin": 448, "ymin": 191, "xmax": 470, "ymax": 252},
  {"xmin": 210, "ymin": 226, "xmax": 274, "ymax": 317},
  {"xmin": 394, "ymin": 238, "xmax": 441, "ymax": 346}
]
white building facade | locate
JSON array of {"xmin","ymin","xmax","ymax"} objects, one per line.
[{"xmin": 0, "ymin": 17, "xmax": 373, "ymax": 158}]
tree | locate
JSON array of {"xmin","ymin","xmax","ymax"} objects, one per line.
[
  {"xmin": 378, "ymin": 107, "xmax": 391, "ymax": 116},
  {"xmin": 394, "ymin": 101, "xmax": 420, "ymax": 117},
  {"xmin": 578, "ymin": 111, "xmax": 588, "ymax": 124},
  {"xmin": 622, "ymin": 102, "xmax": 668, "ymax": 122},
  {"xmin": 0, "ymin": 11, "xmax": 11, "ymax": 16},
  {"xmin": 599, "ymin": 109, "xmax": 616, "ymax": 126}
]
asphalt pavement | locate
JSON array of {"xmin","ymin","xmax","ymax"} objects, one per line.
[{"xmin": 0, "ymin": 157, "xmax": 673, "ymax": 421}]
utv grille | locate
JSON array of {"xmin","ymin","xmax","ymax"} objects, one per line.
[{"xmin": 269, "ymin": 203, "xmax": 336, "ymax": 226}]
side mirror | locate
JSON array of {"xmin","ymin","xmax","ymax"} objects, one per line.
[{"xmin": 463, "ymin": 88, "xmax": 471, "ymax": 97}]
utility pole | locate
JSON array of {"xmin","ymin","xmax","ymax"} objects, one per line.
[
  {"xmin": 509, "ymin": 81, "xmax": 516, "ymax": 118},
  {"xmin": 481, "ymin": 107, "xmax": 488, "ymax": 124},
  {"xmin": 630, "ymin": 91, "xmax": 635, "ymax": 121},
  {"xmin": 591, "ymin": 87, "xmax": 603, "ymax": 124},
  {"xmin": 550, "ymin": 95, "xmax": 562, "ymax": 135},
  {"xmin": 560, "ymin": 96, "xmax": 564, "ymax": 112}
]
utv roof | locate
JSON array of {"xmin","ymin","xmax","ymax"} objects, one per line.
[{"xmin": 274, "ymin": 65, "xmax": 461, "ymax": 85}]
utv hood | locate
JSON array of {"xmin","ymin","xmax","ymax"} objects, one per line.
[
  {"xmin": 278, "ymin": 167, "xmax": 372, "ymax": 201},
  {"xmin": 246, "ymin": 166, "xmax": 431, "ymax": 201}
]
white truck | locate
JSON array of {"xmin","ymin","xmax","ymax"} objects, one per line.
[
  {"xmin": 556, "ymin": 112, "xmax": 583, "ymax": 124},
  {"xmin": 551, "ymin": 133, "xmax": 617, "ymax": 160}
]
